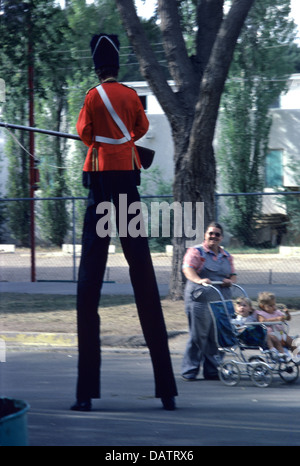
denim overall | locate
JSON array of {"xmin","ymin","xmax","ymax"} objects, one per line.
[{"xmin": 181, "ymin": 245, "xmax": 233, "ymax": 379}]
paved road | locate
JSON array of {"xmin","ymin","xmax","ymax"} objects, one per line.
[
  {"xmin": 1, "ymin": 279, "xmax": 300, "ymax": 447},
  {"xmin": 2, "ymin": 351, "xmax": 300, "ymax": 447}
]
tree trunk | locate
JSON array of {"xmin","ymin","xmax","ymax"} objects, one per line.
[{"xmin": 169, "ymin": 114, "xmax": 217, "ymax": 298}]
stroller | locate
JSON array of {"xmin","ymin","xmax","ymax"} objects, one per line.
[{"xmin": 191, "ymin": 282, "xmax": 299, "ymax": 387}]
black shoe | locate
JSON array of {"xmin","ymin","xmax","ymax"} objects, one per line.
[
  {"xmin": 70, "ymin": 399, "xmax": 92, "ymax": 412},
  {"xmin": 204, "ymin": 374, "xmax": 219, "ymax": 380},
  {"xmin": 181, "ymin": 375, "xmax": 197, "ymax": 381},
  {"xmin": 161, "ymin": 397, "xmax": 176, "ymax": 411}
]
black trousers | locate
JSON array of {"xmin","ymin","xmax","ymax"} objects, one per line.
[{"xmin": 75, "ymin": 171, "xmax": 178, "ymax": 401}]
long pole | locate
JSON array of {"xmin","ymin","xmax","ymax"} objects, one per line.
[
  {"xmin": 0, "ymin": 121, "xmax": 80, "ymax": 141},
  {"xmin": 0, "ymin": 121, "xmax": 81, "ymax": 282},
  {"xmin": 28, "ymin": 4, "xmax": 35, "ymax": 282}
]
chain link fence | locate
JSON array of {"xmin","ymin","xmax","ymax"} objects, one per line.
[{"xmin": 0, "ymin": 192, "xmax": 299, "ymax": 285}]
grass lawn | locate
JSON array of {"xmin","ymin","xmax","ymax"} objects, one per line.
[
  {"xmin": 0, "ymin": 293, "xmax": 186, "ymax": 334},
  {"xmin": 1, "ymin": 293, "xmax": 299, "ymax": 335}
]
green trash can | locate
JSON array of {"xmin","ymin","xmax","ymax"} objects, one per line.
[{"xmin": 0, "ymin": 398, "xmax": 30, "ymax": 446}]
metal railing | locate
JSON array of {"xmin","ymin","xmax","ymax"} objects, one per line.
[{"xmin": 1, "ymin": 191, "xmax": 300, "ymax": 284}]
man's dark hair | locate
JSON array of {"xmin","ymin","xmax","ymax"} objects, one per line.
[
  {"xmin": 206, "ymin": 221, "xmax": 223, "ymax": 235},
  {"xmin": 96, "ymin": 66, "xmax": 119, "ymax": 81}
]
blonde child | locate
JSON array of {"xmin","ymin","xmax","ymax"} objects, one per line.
[{"xmin": 256, "ymin": 291, "xmax": 294, "ymax": 359}]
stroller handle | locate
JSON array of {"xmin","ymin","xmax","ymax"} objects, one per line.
[
  {"xmin": 198, "ymin": 282, "xmax": 248, "ymax": 299},
  {"xmin": 203, "ymin": 281, "xmax": 247, "ymax": 291},
  {"xmin": 203, "ymin": 281, "xmax": 223, "ymax": 286}
]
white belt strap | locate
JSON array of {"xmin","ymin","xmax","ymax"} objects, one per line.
[
  {"xmin": 95, "ymin": 85, "xmax": 131, "ymax": 144},
  {"xmin": 94, "ymin": 135, "xmax": 128, "ymax": 144}
]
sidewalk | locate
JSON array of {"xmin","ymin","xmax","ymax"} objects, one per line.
[
  {"xmin": 0, "ymin": 281, "xmax": 168, "ymax": 296},
  {"xmin": 1, "ymin": 281, "xmax": 299, "ymax": 298}
]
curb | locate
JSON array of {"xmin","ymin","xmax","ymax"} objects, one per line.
[
  {"xmin": 0, "ymin": 330, "xmax": 188, "ymax": 354},
  {"xmin": 0, "ymin": 332, "xmax": 77, "ymax": 348}
]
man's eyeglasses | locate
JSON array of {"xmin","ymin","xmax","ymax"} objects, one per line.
[{"xmin": 208, "ymin": 231, "xmax": 221, "ymax": 238}]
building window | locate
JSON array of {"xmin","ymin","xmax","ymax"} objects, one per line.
[
  {"xmin": 139, "ymin": 95, "xmax": 147, "ymax": 111},
  {"xmin": 265, "ymin": 149, "xmax": 283, "ymax": 187}
]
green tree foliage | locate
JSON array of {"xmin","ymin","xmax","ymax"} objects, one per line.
[
  {"xmin": 34, "ymin": 4, "xmax": 72, "ymax": 246},
  {"xmin": 1, "ymin": 0, "xmax": 72, "ymax": 245},
  {"xmin": 217, "ymin": 0, "xmax": 296, "ymax": 246},
  {"xmin": 0, "ymin": 1, "xmax": 31, "ymax": 244},
  {"xmin": 1, "ymin": 0, "xmax": 157, "ymax": 245}
]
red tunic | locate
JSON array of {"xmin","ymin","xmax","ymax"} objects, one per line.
[{"xmin": 76, "ymin": 81, "xmax": 149, "ymax": 171}]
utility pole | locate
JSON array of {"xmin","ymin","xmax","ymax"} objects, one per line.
[{"xmin": 27, "ymin": 0, "xmax": 36, "ymax": 282}]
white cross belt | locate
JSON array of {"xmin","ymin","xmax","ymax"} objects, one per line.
[{"xmin": 94, "ymin": 135, "xmax": 129, "ymax": 144}]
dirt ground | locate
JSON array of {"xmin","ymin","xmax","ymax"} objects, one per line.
[
  {"xmin": 2, "ymin": 292, "xmax": 300, "ymax": 343},
  {"xmin": 0, "ymin": 294, "xmax": 188, "ymax": 338}
]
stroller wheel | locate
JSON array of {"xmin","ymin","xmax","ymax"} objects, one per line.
[
  {"xmin": 247, "ymin": 356, "xmax": 265, "ymax": 376},
  {"xmin": 250, "ymin": 362, "xmax": 273, "ymax": 387},
  {"xmin": 279, "ymin": 360, "xmax": 299, "ymax": 384},
  {"xmin": 218, "ymin": 361, "xmax": 240, "ymax": 386}
]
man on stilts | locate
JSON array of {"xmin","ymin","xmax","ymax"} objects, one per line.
[{"xmin": 71, "ymin": 33, "xmax": 178, "ymax": 412}]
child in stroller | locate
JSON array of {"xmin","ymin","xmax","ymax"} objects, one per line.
[
  {"xmin": 232, "ymin": 297, "xmax": 256, "ymax": 325},
  {"xmin": 231, "ymin": 297, "xmax": 267, "ymax": 348},
  {"xmin": 256, "ymin": 291, "xmax": 298, "ymax": 362},
  {"xmin": 195, "ymin": 283, "xmax": 300, "ymax": 386}
]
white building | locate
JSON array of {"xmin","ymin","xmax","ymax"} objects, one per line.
[
  {"xmin": 130, "ymin": 75, "xmax": 300, "ymax": 192},
  {"xmin": 130, "ymin": 76, "xmax": 300, "ymax": 246},
  {"xmin": 124, "ymin": 81, "xmax": 175, "ymax": 184},
  {"xmin": 259, "ymin": 75, "xmax": 300, "ymax": 227}
]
